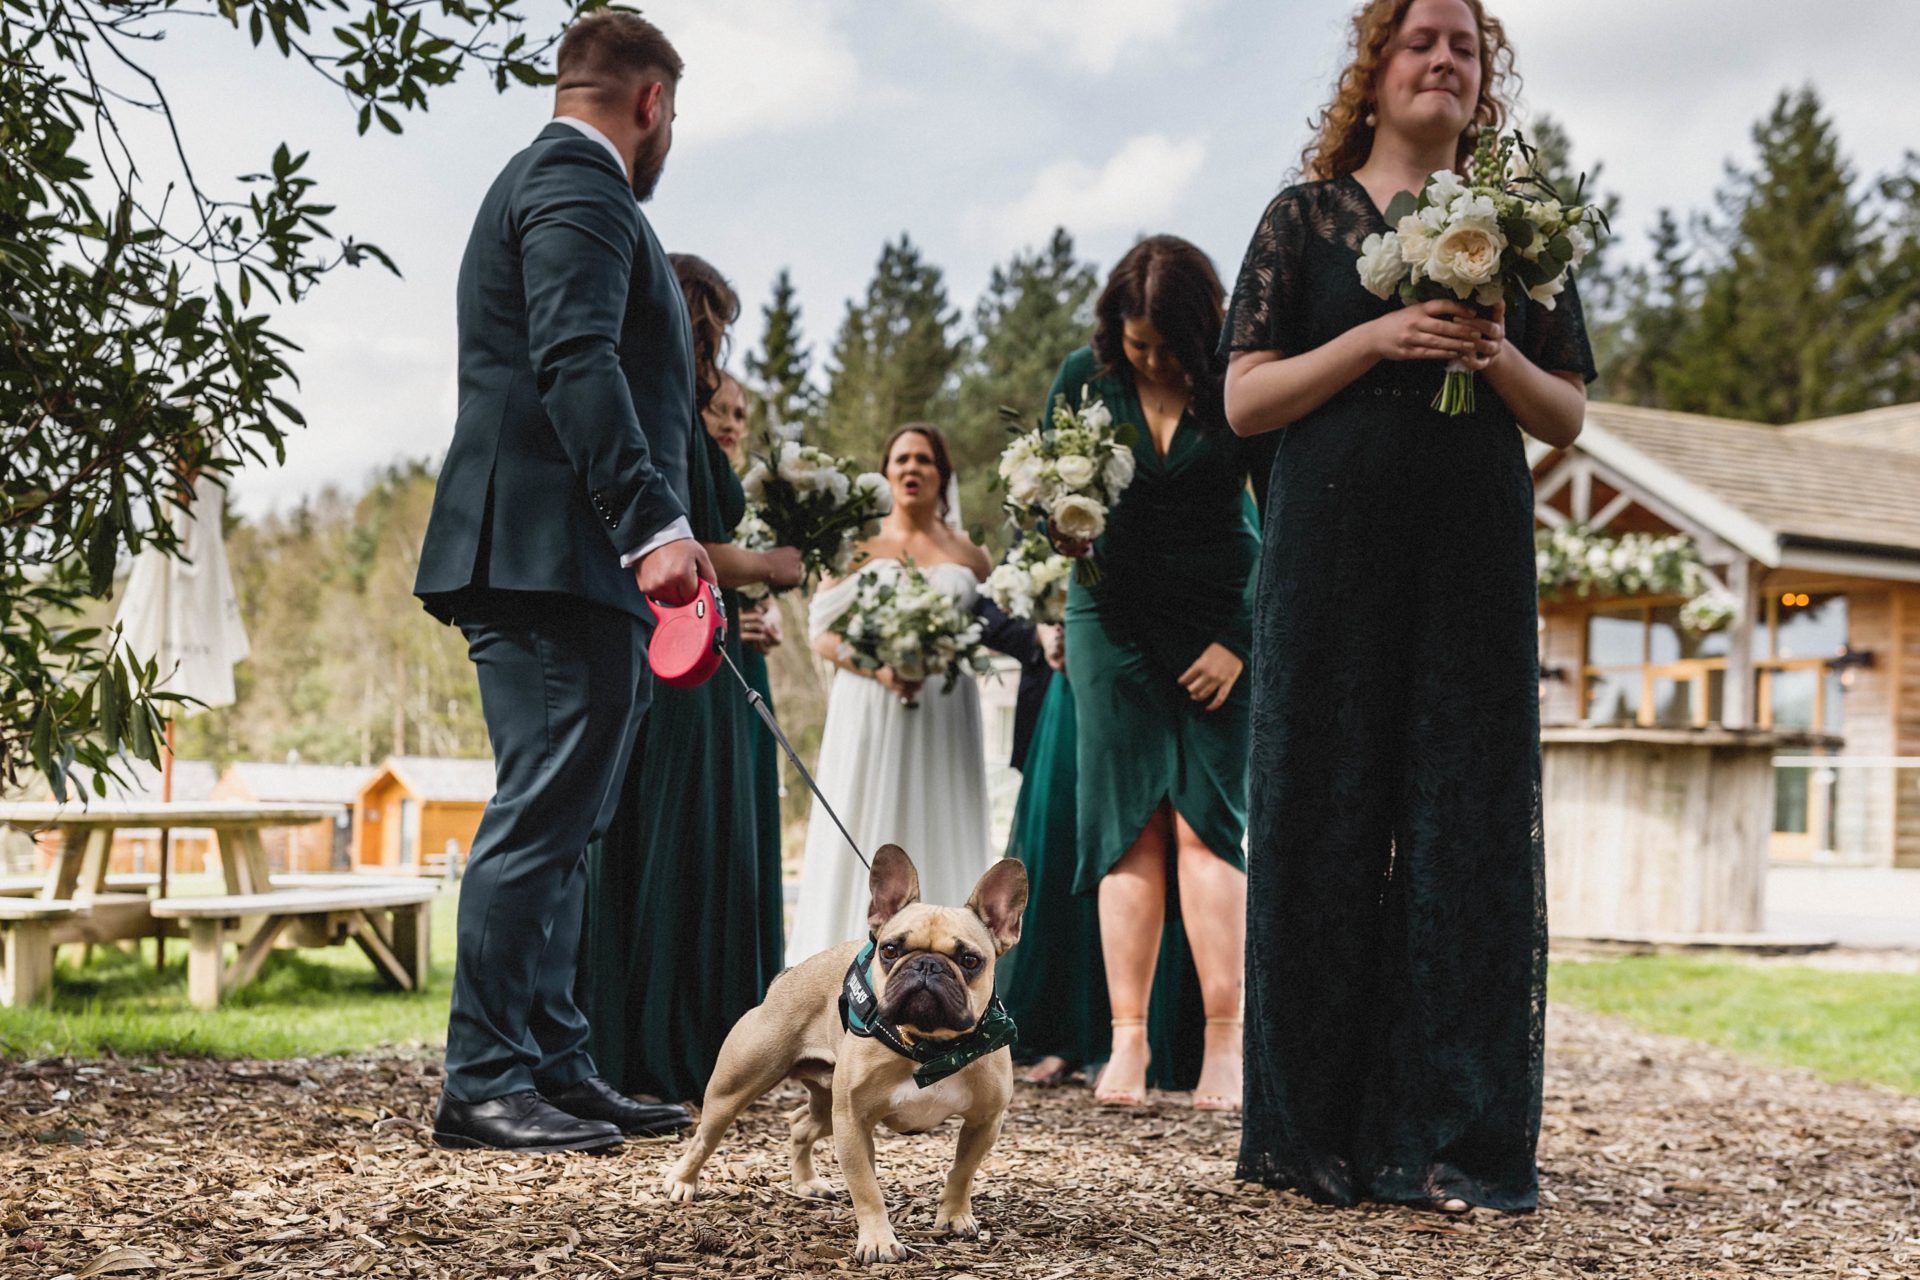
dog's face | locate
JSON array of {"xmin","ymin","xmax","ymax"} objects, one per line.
[{"xmin": 863, "ymin": 845, "xmax": 1028, "ymax": 1043}]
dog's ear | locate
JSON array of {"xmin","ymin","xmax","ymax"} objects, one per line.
[
  {"xmin": 967, "ymin": 858, "xmax": 1029, "ymax": 955},
  {"xmin": 866, "ymin": 844, "xmax": 921, "ymax": 937}
]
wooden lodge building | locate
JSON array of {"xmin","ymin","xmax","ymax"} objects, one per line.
[{"xmin": 1532, "ymin": 402, "xmax": 1920, "ymax": 870}]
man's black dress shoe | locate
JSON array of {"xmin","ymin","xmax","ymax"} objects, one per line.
[
  {"xmin": 541, "ymin": 1075, "xmax": 693, "ymax": 1136},
  {"xmin": 433, "ymin": 1090, "xmax": 624, "ymax": 1152}
]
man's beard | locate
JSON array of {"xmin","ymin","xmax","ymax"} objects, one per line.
[{"xmin": 631, "ymin": 138, "xmax": 668, "ymax": 203}]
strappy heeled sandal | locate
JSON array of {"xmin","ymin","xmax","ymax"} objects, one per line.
[{"xmin": 1192, "ymin": 1016, "xmax": 1243, "ymax": 1113}]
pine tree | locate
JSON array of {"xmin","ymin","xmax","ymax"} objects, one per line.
[
  {"xmin": 822, "ymin": 235, "xmax": 963, "ymax": 465},
  {"xmin": 1856, "ymin": 154, "xmax": 1920, "ymax": 405},
  {"xmin": 744, "ymin": 269, "xmax": 819, "ymax": 438},
  {"xmin": 1606, "ymin": 208, "xmax": 1698, "ymax": 407},
  {"xmin": 1656, "ymin": 87, "xmax": 1876, "ymax": 422},
  {"xmin": 950, "ymin": 228, "xmax": 1099, "ymax": 543}
]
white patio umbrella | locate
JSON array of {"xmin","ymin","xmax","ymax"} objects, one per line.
[{"xmin": 113, "ymin": 472, "xmax": 251, "ymax": 959}]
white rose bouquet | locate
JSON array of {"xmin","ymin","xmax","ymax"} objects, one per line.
[
  {"xmin": 1354, "ymin": 130, "xmax": 1608, "ymax": 415},
  {"xmin": 835, "ymin": 560, "xmax": 993, "ymax": 708},
  {"xmin": 734, "ymin": 424, "xmax": 891, "ymax": 596},
  {"xmin": 996, "ymin": 387, "xmax": 1139, "ymax": 584},
  {"xmin": 984, "ymin": 531, "xmax": 1074, "ymax": 625}
]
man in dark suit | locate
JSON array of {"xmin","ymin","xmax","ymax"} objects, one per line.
[{"xmin": 414, "ymin": 12, "xmax": 710, "ymax": 1153}]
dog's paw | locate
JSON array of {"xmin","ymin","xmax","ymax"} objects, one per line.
[
  {"xmin": 662, "ymin": 1173, "xmax": 700, "ymax": 1203},
  {"xmin": 851, "ymin": 1229, "xmax": 908, "ymax": 1264},
  {"xmin": 935, "ymin": 1207, "xmax": 979, "ymax": 1239},
  {"xmin": 790, "ymin": 1177, "xmax": 838, "ymax": 1200}
]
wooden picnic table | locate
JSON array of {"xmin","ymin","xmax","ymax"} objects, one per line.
[
  {"xmin": 0, "ymin": 801, "xmax": 442, "ymax": 1007},
  {"xmin": 0, "ymin": 801, "xmax": 345, "ymax": 903}
]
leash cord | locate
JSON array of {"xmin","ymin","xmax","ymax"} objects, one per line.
[{"xmin": 718, "ymin": 646, "xmax": 872, "ymax": 871}]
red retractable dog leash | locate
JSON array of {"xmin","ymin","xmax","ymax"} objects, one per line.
[{"xmin": 647, "ymin": 583, "xmax": 870, "ymax": 870}]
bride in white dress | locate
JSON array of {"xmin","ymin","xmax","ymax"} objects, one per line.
[{"xmin": 784, "ymin": 423, "xmax": 995, "ymax": 965}]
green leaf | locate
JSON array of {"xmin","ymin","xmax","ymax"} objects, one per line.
[{"xmin": 1383, "ymin": 190, "xmax": 1420, "ymax": 225}]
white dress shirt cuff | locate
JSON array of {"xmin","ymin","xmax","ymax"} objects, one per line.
[{"xmin": 620, "ymin": 516, "xmax": 696, "ymax": 568}]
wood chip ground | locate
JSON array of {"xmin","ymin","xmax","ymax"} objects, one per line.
[{"xmin": 4, "ymin": 1007, "xmax": 1917, "ymax": 1278}]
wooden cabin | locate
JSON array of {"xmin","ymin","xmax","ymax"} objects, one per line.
[
  {"xmin": 211, "ymin": 761, "xmax": 374, "ymax": 873},
  {"xmin": 1533, "ymin": 402, "xmax": 1920, "ymax": 870},
  {"xmin": 353, "ymin": 756, "xmax": 495, "ymax": 874}
]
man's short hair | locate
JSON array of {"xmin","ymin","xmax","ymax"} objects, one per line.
[{"xmin": 556, "ymin": 11, "xmax": 684, "ymax": 86}]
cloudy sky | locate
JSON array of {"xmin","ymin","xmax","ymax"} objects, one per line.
[{"xmin": 104, "ymin": 0, "xmax": 1920, "ymax": 516}]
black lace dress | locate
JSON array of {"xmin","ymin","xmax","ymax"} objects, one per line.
[{"xmin": 1221, "ymin": 176, "xmax": 1595, "ymax": 1212}]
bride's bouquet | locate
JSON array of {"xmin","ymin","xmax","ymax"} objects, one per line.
[
  {"xmin": 835, "ymin": 560, "xmax": 993, "ymax": 707},
  {"xmin": 734, "ymin": 424, "xmax": 891, "ymax": 596},
  {"xmin": 996, "ymin": 388, "xmax": 1137, "ymax": 590},
  {"xmin": 984, "ymin": 531, "xmax": 1073, "ymax": 625},
  {"xmin": 1354, "ymin": 129, "xmax": 1607, "ymax": 414}
]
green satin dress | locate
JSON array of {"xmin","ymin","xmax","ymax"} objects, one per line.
[
  {"xmin": 996, "ymin": 671, "xmax": 1206, "ymax": 1089},
  {"xmin": 1053, "ymin": 346, "xmax": 1266, "ymax": 891},
  {"xmin": 579, "ymin": 432, "xmax": 783, "ymax": 1104}
]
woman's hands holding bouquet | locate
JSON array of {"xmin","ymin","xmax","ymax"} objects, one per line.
[{"xmin": 1371, "ymin": 299, "xmax": 1505, "ymax": 369}]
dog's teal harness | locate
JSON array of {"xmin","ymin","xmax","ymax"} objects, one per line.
[{"xmin": 839, "ymin": 940, "xmax": 1017, "ymax": 1088}]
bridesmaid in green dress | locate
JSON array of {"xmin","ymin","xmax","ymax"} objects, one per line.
[
  {"xmin": 1048, "ymin": 237, "xmax": 1275, "ymax": 1110},
  {"xmin": 579, "ymin": 257, "xmax": 802, "ymax": 1103},
  {"xmin": 697, "ymin": 369, "xmax": 788, "ymax": 975}
]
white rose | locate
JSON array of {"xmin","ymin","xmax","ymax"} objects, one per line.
[
  {"xmin": 999, "ymin": 435, "xmax": 1036, "ymax": 478},
  {"xmin": 741, "ymin": 460, "xmax": 770, "ymax": 501},
  {"xmin": 1007, "ymin": 456, "xmax": 1047, "ymax": 506},
  {"xmin": 1050, "ymin": 493, "xmax": 1106, "ymax": 542},
  {"xmin": 987, "ymin": 564, "xmax": 1035, "ymax": 619},
  {"xmin": 854, "ymin": 471, "xmax": 891, "ymax": 513},
  {"xmin": 1357, "ymin": 231, "xmax": 1406, "ymax": 300},
  {"xmin": 776, "ymin": 441, "xmax": 819, "ymax": 488},
  {"xmin": 820, "ymin": 467, "xmax": 850, "ymax": 505},
  {"xmin": 1526, "ymin": 273, "xmax": 1567, "ymax": 310},
  {"xmin": 1395, "ymin": 214, "xmax": 1434, "ymax": 279},
  {"xmin": 1055, "ymin": 454, "xmax": 1097, "ymax": 490},
  {"xmin": 1426, "ymin": 219, "xmax": 1507, "ymax": 297},
  {"xmin": 1102, "ymin": 446, "xmax": 1136, "ymax": 494}
]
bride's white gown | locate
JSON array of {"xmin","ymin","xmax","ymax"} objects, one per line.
[{"xmin": 784, "ymin": 559, "xmax": 993, "ymax": 966}]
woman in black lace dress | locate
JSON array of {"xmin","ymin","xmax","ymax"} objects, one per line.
[{"xmin": 1221, "ymin": 0, "xmax": 1594, "ymax": 1213}]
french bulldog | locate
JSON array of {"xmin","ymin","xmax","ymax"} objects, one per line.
[{"xmin": 665, "ymin": 845, "xmax": 1029, "ymax": 1264}]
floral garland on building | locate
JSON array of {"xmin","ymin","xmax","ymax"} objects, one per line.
[{"xmin": 1535, "ymin": 525, "xmax": 1734, "ymax": 631}]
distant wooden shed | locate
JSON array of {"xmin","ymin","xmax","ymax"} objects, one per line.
[{"xmin": 352, "ymin": 756, "xmax": 495, "ymax": 874}]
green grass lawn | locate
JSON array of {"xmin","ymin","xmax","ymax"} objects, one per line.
[
  {"xmin": 1549, "ymin": 955, "xmax": 1920, "ymax": 1095},
  {"xmin": 0, "ymin": 887, "xmax": 459, "ymax": 1061},
  {"xmin": 6, "ymin": 892, "xmax": 1918, "ymax": 1099}
]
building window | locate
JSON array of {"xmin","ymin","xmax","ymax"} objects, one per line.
[{"xmin": 1581, "ymin": 592, "xmax": 1849, "ymax": 732}]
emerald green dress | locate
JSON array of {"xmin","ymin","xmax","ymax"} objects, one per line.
[
  {"xmin": 1052, "ymin": 346, "xmax": 1266, "ymax": 892},
  {"xmin": 579, "ymin": 432, "xmax": 783, "ymax": 1104},
  {"xmin": 996, "ymin": 671, "xmax": 1207, "ymax": 1089}
]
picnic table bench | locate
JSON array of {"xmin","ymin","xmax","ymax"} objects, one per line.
[
  {"xmin": 149, "ymin": 880, "xmax": 439, "ymax": 1009},
  {"xmin": 1, "ymin": 898, "xmax": 84, "ymax": 1006}
]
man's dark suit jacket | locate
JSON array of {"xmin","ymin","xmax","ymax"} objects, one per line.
[{"xmin": 415, "ymin": 122, "xmax": 694, "ymax": 621}]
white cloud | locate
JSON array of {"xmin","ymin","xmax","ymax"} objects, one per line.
[
  {"xmin": 963, "ymin": 133, "xmax": 1209, "ymax": 250},
  {"xmin": 922, "ymin": 0, "xmax": 1216, "ymax": 74},
  {"xmin": 648, "ymin": 0, "xmax": 863, "ymax": 143}
]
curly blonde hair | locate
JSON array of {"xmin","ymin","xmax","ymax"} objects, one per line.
[{"xmin": 1301, "ymin": 0, "xmax": 1519, "ymax": 182}]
